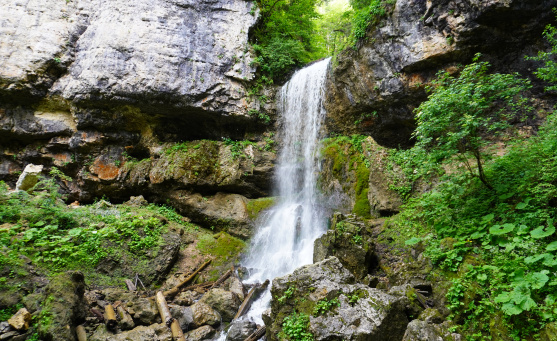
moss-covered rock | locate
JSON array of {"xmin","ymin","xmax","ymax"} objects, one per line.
[{"xmin": 38, "ymin": 271, "xmax": 87, "ymax": 341}]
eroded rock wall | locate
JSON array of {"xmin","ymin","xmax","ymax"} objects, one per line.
[
  {"xmin": 325, "ymin": 0, "xmax": 557, "ymax": 148},
  {"xmin": 0, "ymin": 0, "xmax": 276, "ymax": 217}
]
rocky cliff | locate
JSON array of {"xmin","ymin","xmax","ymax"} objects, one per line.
[
  {"xmin": 325, "ymin": 0, "xmax": 557, "ymax": 148},
  {"xmin": 0, "ymin": 0, "xmax": 277, "ymax": 230}
]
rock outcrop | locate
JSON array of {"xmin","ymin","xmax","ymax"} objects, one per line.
[
  {"xmin": 325, "ymin": 0, "xmax": 557, "ymax": 147},
  {"xmin": 266, "ymin": 257, "xmax": 409, "ymax": 341},
  {"xmin": 0, "ymin": 0, "xmax": 276, "ymax": 211}
]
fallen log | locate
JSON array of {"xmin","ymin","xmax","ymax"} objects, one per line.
[
  {"xmin": 234, "ymin": 280, "xmax": 269, "ymax": 320},
  {"xmin": 76, "ymin": 325, "xmax": 87, "ymax": 341},
  {"xmin": 104, "ymin": 305, "xmax": 117, "ymax": 331},
  {"xmin": 162, "ymin": 259, "xmax": 212, "ymax": 299},
  {"xmin": 210, "ymin": 267, "xmax": 234, "ymax": 289},
  {"xmin": 244, "ymin": 325, "xmax": 266, "ymax": 341},
  {"xmin": 155, "ymin": 291, "xmax": 186, "ymax": 341}
]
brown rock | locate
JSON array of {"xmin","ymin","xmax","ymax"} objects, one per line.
[{"xmin": 8, "ymin": 308, "xmax": 31, "ymax": 331}]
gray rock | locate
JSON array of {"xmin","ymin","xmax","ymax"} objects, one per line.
[
  {"xmin": 402, "ymin": 320, "xmax": 462, "ymax": 341},
  {"xmin": 169, "ymin": 305, "xmax": 194, "ymax": 331},
  {"xmin": 127, "ymin": 298, "xmax": 160, "ymax": 326},
  {"xmin": 184, "ymin": 325, "xmax": 216, "ymax": 341},
  {"xmin": 268, "ymin": 257, "xmax": 408, "ymax": 341},
  {"xmin": 89, "ymin": 323, "xmax": 172, "ymax": 341},
  {"xmin": 116, "ymin": 306, "xmax": 135, "ymax": 331},
  {"xmin": 190, "ymin": 302, "xmax": 221, "ymax": 328},
  {"xmin": 174, "ymin": 291, "xmax": 198, "ymax": 306},
  {"xmin": 313, "ymin": 220, "xmax": 377, "ymax": 280},
  {"xmin": 199, "ymin": 288, "xmax": 241, "ymax": 322},
  {"xmin": 125, "ymin": 195, "xmax": 148, "ymax": 207},
  {"xmin": 228, "ymin": 277, "xmax": 245, "ymax": 302},
  {"xmin": 226, "ymin": 320, "xmax": 257, "ymax": 341},
  {"xmin": 15, "ymin": 164, "xmax": 43, "ymax": 192}
]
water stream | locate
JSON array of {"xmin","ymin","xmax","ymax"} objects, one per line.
[{"xmin": 239, "ymin": 57, "xmax": 332, "ymax": 325}]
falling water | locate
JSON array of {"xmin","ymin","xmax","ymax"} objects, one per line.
[{"xmin": 240, "ymin": 57, "xmax": 331, "ymax": 323}]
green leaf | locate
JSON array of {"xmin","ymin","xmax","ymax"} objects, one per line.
[
  {"xmin": 516, "ymin": 202, "xmax": 528, "ymax": 209},
  {"xmin": 530, "ymin": 224, "xmax": 556, "ymax": 239},
  {"xmin": 526, "ymin": 271, "xmax": 550, "ymax": 289},
  {"xmin": 489, "ymin": 223, "xmax": 515, "ymax": 235},
  {"xmin": 405, "ymin": 237, "xmax": 422, "ymax": 245},
  {"xmin": 547, "ymin": 241, "xmax": 557, "ymax": 251},
  {"xmin": 471, "ymin": 231, "xmax": 486, "ymax": 239},
  {"xmin": 543, "ymin": 255, "xmax": 557, "ymax": 267},
  {"xmin": 495, "ymin": 292, "xmax": 512, "ymax": 303},
  {"xmin": 501, "ymin": 302, "xmax": 523, "ymax": 315},
  {"xmin": 525, "ymin": 254, "xmax": 546, "ymax": 264},
  {"xmin": 516, "ymin": 225, "xmax": 530, "ymax": 235}
]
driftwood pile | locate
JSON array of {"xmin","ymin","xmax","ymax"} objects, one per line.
[{"xmin": 77, "ymin": 259, "xmax": 269, "ymax": 341}]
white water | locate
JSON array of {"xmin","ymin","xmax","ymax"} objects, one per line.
[{"xmin": 239, "ymin": 58, "xmax": 332, "ymax": 324}]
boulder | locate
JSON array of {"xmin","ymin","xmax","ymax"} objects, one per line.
[
  {"xmin": 199, "ymin": 288, "xmax": 241, "ymax": 322},
  {"xmin": 190, "ymin": 302, "xmax": 221, "ymax": 328},
  {"xmin": 313, "ymin": 218, "xmax": 378, "ymax": 280},
  {"xmin": 174, "ymin": 291, "xmax": 198, "ymax": 306},
  {"xmin": 169, "ymin": 305, "xmax": 194, "ymax": 332},
  {"xmin": 127, "ymin": 298, "xmax": 160, "ymax": 326},
  {"xmin": 89, "ymin": 323, "xmax": 172, "ymax": 341},
  {"xmin": 38, "ymin": 271, "xmax": 87, "ymax": 341},
  {"xmin": 7, "ymin": 308, "xmax": 31, "ymax": 331},
  {"xmin": 267, "ymin": 257, "xmax": 408, "ymax": 341},
  {"xmin": 15, "ymin": 164, "xmax": 43, "ymax": 192},
  {"xmin": 402, "ymin": 320, "xmax": 462, "ymax": 341},
  {"xmin": 184, "ymin": 325, "xmax": 216, "ymax": 341},
  {"xmin": 226, "ymin": 320, "xmax": 257, "ymax": 341},
  {"xmin": 228, "ymin": 277, "xmax": 246, "ymax": 302}
]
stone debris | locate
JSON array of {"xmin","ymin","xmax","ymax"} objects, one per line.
[{"xmin": 15, "ymin": 164, "xmax": 43, "ymax": 192}]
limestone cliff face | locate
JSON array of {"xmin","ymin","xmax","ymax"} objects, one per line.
[
  {"xmin": 1, "ymin": 0, "xmax": 258, "ymax": 120},
  {"xmin": 0, "ymin": 0, "xmax": 277, "ymax": 206},
  {"xmin": 325, "ymin": 0, "xmax": 557, "ymax": 148}
]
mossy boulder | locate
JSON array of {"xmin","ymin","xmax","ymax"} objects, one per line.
[{"xmin": 38, "ymin": 271, "xmax": 87, "ymax": 341}]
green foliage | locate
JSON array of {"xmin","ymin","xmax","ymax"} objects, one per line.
[
  {"xmin": 280, "ymin": 312, "xmax": 313, "ymax": 341},
  {"xmin": 527, "ymin": 17, "xmax": 557, "ymax": 91},
  {"xmin": 313, "ymin": 298, "xmax": 340, "ymax": 315},
  {"xmin": 351, "ymin": 0, "xmax": 386, "ymax": 40},
  {"xmin": 0, "ymin": 303, "xmax": 24, "ymax": 321},
  {"xmin": 223, "ymin": 138, "xmax": 257, "ymax": 159},
  {"xmin": 413, "ymin": 53, "xmax": 532, "ymax": 189},
  {"xmin": 388, "ymin": 110, "xmax": 557, "ymax": 338},
  {"xmin": 278, "ymin": 286, "xmax": 295, "ymax": 304},
  {"xmin": 251, "ymin": 0, "xmax": 321, "ymax": 82},
  {"xmin": 0, "ymin": 179, "xmax": 199, "ymax": 286}
]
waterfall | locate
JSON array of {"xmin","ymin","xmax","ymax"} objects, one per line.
[{"xmin": 240, "ymin": 57, "xmax": 331, "ymax": 323}]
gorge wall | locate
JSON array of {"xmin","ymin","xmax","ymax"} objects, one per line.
[
  {"xmin": 0, "ymin": 0, "xmax": 278, "ymax": 233},
  {"xmin": 320, "ymin": 0, "xmax": 557, "ymax": 218},
  {"xmin": 2, "ymin": 0, "xmax": 557, "ymax": 226},
  {"xmin": 324, "ymin": 0, "xmax": 557, "ymax": 148}
]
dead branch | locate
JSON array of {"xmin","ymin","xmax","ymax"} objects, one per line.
[
  {"xmin": 244, "ymin": 325, "xmax": 266, "ymax": 341},
  {"xmin": 162, "ymin": 259, "xmax": 212, "ymax": 299},
  {"xmin": 234, "ymin": 280, "xmax": 269, "ymax": 320}
]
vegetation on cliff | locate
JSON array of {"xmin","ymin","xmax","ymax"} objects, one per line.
[{"xmin": 381, "ymin": 31, "xmax": 557, "ymax": 339}]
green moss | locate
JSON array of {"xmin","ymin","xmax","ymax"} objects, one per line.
[
  {"xmin": 196, "ymin": 232, "xmax": 246, "ymax": 280},
  {"xmin": 246, "ymin": 197, "xmax": 276, "ymax": 220},
  {"xmin": 353, "ymin": 163, "xmax": 371, "ymax": 218}
]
